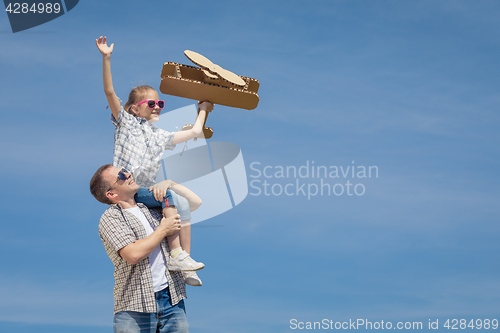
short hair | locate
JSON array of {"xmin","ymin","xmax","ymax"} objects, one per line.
[{"xmin": 90, "ymin": 164, "xmax": 113, "ymax": 204}]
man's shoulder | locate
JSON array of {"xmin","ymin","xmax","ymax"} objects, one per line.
[
  {"xmin": 101, "ymin": 204, "xmax": 122, "ymax": 218},
  {"xmin": 98, "ymin": 204, "xmax": 124, "ymax": 229}
]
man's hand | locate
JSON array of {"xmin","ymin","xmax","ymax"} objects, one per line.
[
  {"xmin": 96, "ymin": 36, "xmax": 114, "ymax": 57},
  {"xmin": 149, "ymin": 180, "xmax": 172, "ymax": 201},
  {"xmin": 118, "ymin": 213, "xmax": 180, "ymax": 265},
  {"xmin": 161, "ymin": 214, "xmax": 181, "ymax": 236}
]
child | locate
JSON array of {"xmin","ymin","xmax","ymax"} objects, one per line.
[{"xmin": 96, "ymin": 36, "xmax": 213, "ymax": 286}]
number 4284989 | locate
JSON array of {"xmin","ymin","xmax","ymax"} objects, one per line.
[
  {"xmin": 444, "ymin": 319, "xmax": 498, "ymax": 330},
  {"xmin": 5, "ymin": 3, "xmax": 61, "ymax": 14}
]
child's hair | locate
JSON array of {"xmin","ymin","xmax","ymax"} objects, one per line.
[{"xmin": 123, "ymin": 85, "xmax": 156, "ymax": 115}]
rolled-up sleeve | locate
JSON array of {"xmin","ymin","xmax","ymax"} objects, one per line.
[{"xmin": 155, "ymin": 127, "xmax": 176, "ymax": 151}]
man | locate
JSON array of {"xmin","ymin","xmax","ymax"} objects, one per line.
[{"xmin": 90, "ymin": 164, "xmax": 198, "ymax": 333}]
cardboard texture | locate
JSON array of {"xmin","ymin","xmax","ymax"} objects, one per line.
[
  {"xmin": 184, "ymin": 50, "xmax": 246, "ymax": 87},
  {"xmin": 160, "ymin": 51, "xmax": 260, "ymax": 110}
]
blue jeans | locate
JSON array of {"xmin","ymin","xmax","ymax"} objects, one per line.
[
  {"xmin": 113, "ymin": 287, "xmax": 189, "ymax": 333},
  {"xmin": 134, "ymin": 188, "xmax": 174, "ymax": 210},
  {"xmin": 170, "ymin": 191, "xmax": 191, "ymax": 221},
  {"xmin": 134, "ymin": 188, "xmax": 191, "ymax": 221}
]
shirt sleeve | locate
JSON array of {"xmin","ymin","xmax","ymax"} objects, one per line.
[
  {"xmin": 154, "ymin": 126, "xmax": 176, "ymax": 151},
  {"xmin": 99, "ymin": 210, "xmax": 137, "ymax": 252},
  {"xmin": 111, "ymin": 106, "xmax": 135, "ymax": 128}
]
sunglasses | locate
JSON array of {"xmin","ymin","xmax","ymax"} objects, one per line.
[
  {"xmin": 133, "ymin": 100, "xmax": 165, "ymax": 109},
  {"xmin": 107, "ymin": 168, "xmax": 129, "ymax": 192}
]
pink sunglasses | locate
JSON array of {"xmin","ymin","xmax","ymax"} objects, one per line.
[{"xmin": 133, "ymin": 100, "xmax": 165, "ymax": 109}]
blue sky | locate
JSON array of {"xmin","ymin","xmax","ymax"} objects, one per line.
[{"xmin": 1, "ymin": 0, "xmax": 499, "ymax": 332}]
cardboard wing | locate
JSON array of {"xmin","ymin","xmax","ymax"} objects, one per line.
[{"xmin": 159, "ymin": 51, "xmax": 260, "ymax": 110}]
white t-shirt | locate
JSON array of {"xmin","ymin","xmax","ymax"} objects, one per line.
[{"xmin": 125, "ymin": 206, "xmax": 168, "ymax": 292}]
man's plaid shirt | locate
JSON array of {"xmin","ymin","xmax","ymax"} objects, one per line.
[
  {"xmin": 112, "ymin": 107, "xmax": 175, "ymax": 187},
  {"xmin": 98, "ymin": 203, "xmax": 186, "ymax": 314}
]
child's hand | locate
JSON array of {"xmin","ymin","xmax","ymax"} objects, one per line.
[
  {"xmin": 198, "ymin": 101, "xmax": 214, "ymax": 112},
  {"xmin": 96, "ymin": 36, "xmax": 114, "ymax": 57},
  {"xmin": 149, "ymin": 180, "xmax": 172, "ymax": 201}
]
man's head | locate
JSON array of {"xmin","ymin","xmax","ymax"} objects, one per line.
[{"xmin": 90, "ymin": 164, "xmax": 140, "ymax": 204}]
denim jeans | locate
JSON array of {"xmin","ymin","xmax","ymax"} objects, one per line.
[
  {"xmin": 134, "ymin": 188, "xmax": 173, "ymax": 210},
  {"xmin": 170, "ymin": 191, "xmax": 191, "ymax": 221},
  {"xmin": 134, "ymin": 188, "xmax": 191, "ymax": 221},
  {"xmin": 113, "ymin": 287, "xmax": 189, "ymax": 333}
]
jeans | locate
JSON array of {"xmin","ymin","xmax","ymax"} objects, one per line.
[
  {"xmin": 170, "ymin": 191, "xmax": 191, "ymax": 221},
  {"xmin": 134, "ymin": 188, "xmax": 191, "ymax": 221},
  {"xmin": 134, "ymin": 188, "xmax": 173, "ymax": 210},
  {"xmin": 114, "ymin": 287, "xmax": 189, "ymax": 333}
]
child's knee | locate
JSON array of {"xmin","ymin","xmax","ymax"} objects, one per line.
[{"xmin": 162, "ymin": 206, "xmax": 178, "ymax": 218}]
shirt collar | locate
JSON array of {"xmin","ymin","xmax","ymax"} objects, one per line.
[{"xmin": 109, "ymin": 202, "xmax": 147, "ymax": 210}]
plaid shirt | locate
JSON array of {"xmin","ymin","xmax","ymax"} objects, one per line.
[
  {"xmin": 112, "ymin": 107, "xmax": 175, "ymax": 187},
  {"xmin": 99, "ymin": 203, "xmax": 186, "ymax": 314}
]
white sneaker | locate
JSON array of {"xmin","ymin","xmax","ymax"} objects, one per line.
[
  {"xmin": 182, "ymin": 270, "xmax": 203, "ymax": 286},
  {"xmin": 168, "ymin": 251, "xmax": 205, "ymax": 271}
]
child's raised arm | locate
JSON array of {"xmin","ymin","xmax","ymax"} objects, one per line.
[
  {"xmin": 171, "ymin": 101, "xmax": 214, "ymax": 145},
  {"xmin": 96, "ymin": 36, "xmax": 121, "ymax": 120}
]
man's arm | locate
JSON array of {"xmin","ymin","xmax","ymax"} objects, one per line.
[{"xmin": 118, "ymin": 213, "xmax": 181, "ymax": 265}]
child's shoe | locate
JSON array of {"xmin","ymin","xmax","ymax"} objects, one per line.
[
  {"xmin": 168, "ymin": 251, "xmax": 205, "ymax": 271},
  {"xmin": 182, "ymin": 271, "xmax": 203, "ymax": 286}
]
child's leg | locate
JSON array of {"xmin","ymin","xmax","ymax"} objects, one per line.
[
  {"xmin": 169, "ymin": 192, "xmax": 203, "ymax": 284},
  {"xmin": 178, "ymin": 219, "xmax": 203, "ymax": 286},
  {"xmin": 162, "ymin": 206, "xmax": 182, "ymax": 253},
  {"xmin": 135, "ymin": 188, "xmax": 183, "ymax": 254},
  {"xmin": 171, "ymin": 193, "xmax": 193, "ymax": 254},
  {"xmin": 179, "ymin": 221, "xmax": 191, "ymax": 254},
  {"xmin": 163, "ymin": 194, "xmax": 204, "ymax": 272},
  {"xmin": 135, "ymin": 187, "xmax": 204, "ymax": 273},
  {"xmin": 162, "ymin": 207, "xmax": 203, "ymax": 273},
  {"xmin": 165, "ymin": 212, "xmax": 203, "ymax": 286}
]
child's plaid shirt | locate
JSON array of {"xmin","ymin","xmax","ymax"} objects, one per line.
[{"xmin": 112, "ymin": 107, "xmax": 175, "ymax": 187}]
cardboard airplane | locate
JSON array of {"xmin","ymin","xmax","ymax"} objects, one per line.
[{"xmin": 160, "ymin": 50, "xmax": 260, "ymax": 139}]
